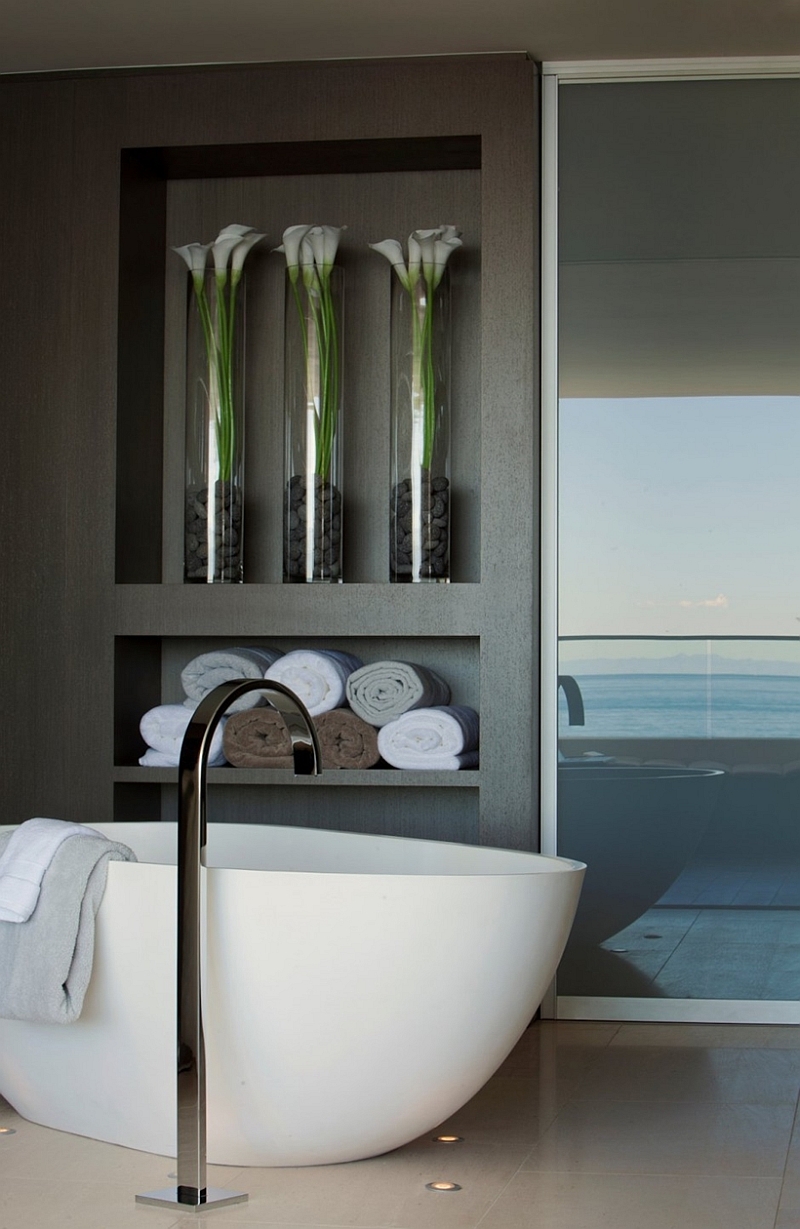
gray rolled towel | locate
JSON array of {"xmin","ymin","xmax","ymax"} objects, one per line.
[
  {"xmin": 181, "ymin": 647, "xmax": 284, "ymax": 713},
  {"xmin": 0, "ymin": 826, "xmax": 137, "ymax": 1024},
  {"xmin": 345, "ymin": 660, "xmax": 451, "ymax": 727}
]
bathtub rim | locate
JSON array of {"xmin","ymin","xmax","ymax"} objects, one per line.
[{"xmin": 0, "ymin": 820, "xmax": 585, "ymax": 879}]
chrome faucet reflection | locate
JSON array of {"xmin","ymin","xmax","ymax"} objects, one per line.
[
  {"xmin": 558, "ymin": 674, "xmax": 585, "ymax": 726},
  {"xmin": 137, "ymin": 678, "xmax": 322, "ymax": 1214}
]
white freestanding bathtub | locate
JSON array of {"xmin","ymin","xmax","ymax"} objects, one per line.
[{"xmin": 0, "ymin": 821, "xmax": 583, "ymax": 1167}]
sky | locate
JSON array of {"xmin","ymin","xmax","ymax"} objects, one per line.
[{"xmin": 558, "ymin": 395, "xmax": 800, "ymax": 659}]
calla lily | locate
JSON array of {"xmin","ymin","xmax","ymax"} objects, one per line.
[
  {"xmin": 299, "ymin": 235, "xmax": 320, "ymax": 293},
  {"xmin": 172, "ymin": 243, "xmax": 212, "ymax": 290},
  {"xmin": 173, "ymin": 223, "xmax": 264, "ymax": 487},
  {"xmin": 411, "ymin": 228, "xmax": 442, "ymax": 284},
  {"xmin": 432, "ymin": 235, "xmax": 462, "ymax": 288},
  {"xmin": 211, "ymin": 234, "xmax": 244, "ymax": 279},
  {"xmin": 280, "ymin": 222, "xmax": 344, "ymax": 481},
  {"xmin": 369, "ymin": 238, "xmax": 412, "ymax": 290},
  {"xmin": 216, "ymin": 223, "xmax": 256, "ymax": 241},
  {"xmin": 308, "ymin": 225, "xmax": 346, "ymax": 276},
  {"xmin": 230, "ymin": 231, "xmax": 266, "ymax": 282},
  {"xmin": 406, "ymin": 234, "xmax": 422, "ymax": 286},
  {"xmin": 369, "ymin": 224, "xmax": 463, "ymax": 475},
  {"xmin": 275, "ymin": 224, "xmax": 312, "ymax": 283}
]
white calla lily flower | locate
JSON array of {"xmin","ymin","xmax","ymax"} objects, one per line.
[
  {"xmin": 215, "ymin": 224, "xmax": 256, "ymax": 242},
  {"xmin": 172, "ymin": 243, "xmax": 212, "ymax": 289},
  {"xmin": 299, "ymin": 235, "xmax": 320, "ymax": 293},
  {"xmin": 312, "ymin": 225, "xmax": 346, "ymax": 273},
  {"xmin": 432, "ymin": 235, "xmax": 462, "ymax": 288},
  {"xmin": 369, "ymin": 239, "xmax": 412, "ymax": 290},
  {"xmin": 406, "ymin": 234, "xmax": 422, "ymax": 286},
  {"xmin": 230, "ymin": 231, "xmax": 266, "ymax": 282},
  {"xmin": 411, "ymin": 229, "xmax": 442, "ymax": 284},
  {"xmin": 276, "ymin": 225, "xmax": 312, "ymax": 283},
  {"xmin": 211, "ymin": 235, "xmax": 243, "ymax": 279}
]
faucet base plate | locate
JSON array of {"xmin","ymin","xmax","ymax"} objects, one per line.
[{"xmin": 136, "ymin": 1186, "xmax": 248, "ymax": 1212}]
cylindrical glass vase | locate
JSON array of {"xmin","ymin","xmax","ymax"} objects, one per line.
[
  {"xmin": 389, "ymin": 269, "xmax": 451, "ymax": 583},
  {"xmin": 283, "ymin": 266, "xmax": 344, "ymax": 583},
  {"xmin": 184, "ymin": 269, "xmax": 246, "ymax": 583}
]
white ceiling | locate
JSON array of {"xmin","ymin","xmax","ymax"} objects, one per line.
[{"xmin": 4, "ymin": 0, "xmax": 800, "ymax": 76}]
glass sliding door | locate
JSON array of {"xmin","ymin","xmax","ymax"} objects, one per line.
[{"xmin": 553, "ymin": 76, "xmax": 800, "ymax": 1016}]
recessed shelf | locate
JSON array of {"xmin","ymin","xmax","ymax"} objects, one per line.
[
  {"xmin": 114, "ymin": 583, "xmax": 483, "ymax": 637},
  {"xmin": 113, "ymin": 767, "xmax": 480, "ymax": 788}
]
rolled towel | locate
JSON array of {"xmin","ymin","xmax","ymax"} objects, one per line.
[
  {"xmin": 223, "ymin": 709, "xmax": 294, "ymax": 769},
  {"xmin": 377, "ymin": 705, "xmax": 480, "ymax": 770},
  {"xmin": 181, "ymin": 647, "xmax": 284, "ymax": 713},
  {"xmin": 139, "ymin": 703, "xmax": 227, "ymax": 767},
  {"xmin": 264, "ymin": 649, "xmax": 363, "ymax": 717},
  {"xmin": 0, "ymin": 824, "xmax": 136, "ymax": 1024},
  {"xmin": 0, "ymin": 818, "xmax": 105, "ymax": 923},
  {"xmin": 315, "ymin": 709, "xmax": 380, "ymax": 770},
  {"xmin": 346, "ymin": 660, "xmax": 451, "ymax": 727}
]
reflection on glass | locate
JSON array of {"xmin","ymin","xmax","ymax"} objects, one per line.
[{"xmin": 556, "ymin": 79, "xmax": 800, "ymax": 1005}]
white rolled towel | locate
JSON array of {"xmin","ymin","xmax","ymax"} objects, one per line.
[
  {"xmin": 181, "ymin": 647, "xmax": 284, "ymax": 713},
  {"xmin": 377, "ymin": 706, "xmax": 479, "ymax": 770},
  {"xmin": 346, "ymin": 660, "xmax": 451, "ymax": 727},
  {"xmin": 139, "ymin": 703, "xmax": 227, "ymax": 767},
  {"xmin": 264, "ymin": 650, "xmax": 364, "ymax": 718}
]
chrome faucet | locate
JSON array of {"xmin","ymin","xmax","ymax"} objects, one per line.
[
  {"xmin": 137, "ymin": 678, "xmax": 321, "ymax": 1213},
  {"xmin": 558, "ymin": 674, "xmax": 585, "ymax": 726}
]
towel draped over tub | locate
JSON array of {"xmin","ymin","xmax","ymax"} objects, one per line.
[{"xmin": 0, "ymin": 824, "xmax": 136, "ymax": 1024}]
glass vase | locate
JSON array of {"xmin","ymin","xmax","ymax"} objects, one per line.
[
  {"xmin": 283, "ymin": 265, "xmax": 344, "ymax": 583},
  {"xmin": 184, "ymin": 268, "xmax": 246, "ymax": 583},
  {"xmin": 389, "ymin": 268, "xmax": 451, "ymax": 582}
]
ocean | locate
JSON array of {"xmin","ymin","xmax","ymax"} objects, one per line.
[{"xmin": 558, "ymin": 673, "xmax": 800, "ymax": 739}]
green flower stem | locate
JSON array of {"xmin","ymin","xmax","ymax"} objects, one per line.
[
  {"xmin": 409, "ymin": 279, "xmax": 437, "ymax": 472},
  {"xmin": 293, "ymin": 269, "xmax": 341, "ymax": 481},
  {"xmin": 192, "ymin": 273, "xmax": 238, "ymax": 486}
]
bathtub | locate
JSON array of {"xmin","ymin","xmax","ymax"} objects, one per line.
[
  {"xmin": 557, "ymin": 764, "xmax": 723, "ymax": 949},
  {"xmin": 0, "ymin": 821, "xmax": 583, "ymax": 1167}
]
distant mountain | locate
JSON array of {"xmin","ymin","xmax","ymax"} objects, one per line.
[{"xmin": 558, "ymin": 653, "xmax": 800, "ymax": 677}]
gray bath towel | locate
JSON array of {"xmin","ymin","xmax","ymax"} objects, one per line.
[
  {"xmin": 181, "ymin": 647, "xmax": 284, "ymax": 713},
  {"xmin": 345, "ymin": 660, "xmax": 451, "ymax": 727},
  {"xmin": 0, "ymin": 827, "xmax": 136, "ymax": 1024}
]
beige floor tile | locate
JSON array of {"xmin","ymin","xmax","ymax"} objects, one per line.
[
  {"xmin": 0, "ymin": 1110, "xmax": 242, "ymax": 1188},
  {"xmin": 431, "ymin": 1077, "xmax": 561, "ymax": 1144},
  {"xmin": 478, "ymin": 1170, "xmax": 782, "ymax": 1229},
  {"xmin": 520, "ymin": 1099, "xmax": 794, "ymax": 1176},
  {"xmin": 0, "ymin": 1177, "xmax": 184, "ymax": 1229},
  {"xmin": 570, "ymin": 1044, "xmax": 800, "ymax": 1104},
  {"xmin": 612, "ymin": 1023, "xmax": 800, "ymax": 1049},
  {"xmin": 207, "ymin": 1142, "xmax": 526, "ymax": 1228},
  {"xmin": 495, "ymin": 1022, "xmax": 618, "ymax": 1081}
]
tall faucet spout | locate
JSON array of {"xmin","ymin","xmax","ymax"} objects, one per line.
[
  {"xmin": 557, "ymin": 675, "xmax": 585, "ymax": 726},
  {"xmin": 136, "ymin": 678, "xmax": 321, "ymax": 1214}
]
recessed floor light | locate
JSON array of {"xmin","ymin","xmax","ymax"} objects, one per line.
[
  {"xmin": 433, "ymin": 1134, "xmax": 464, "ymax": 1143},
  {"xmin": 0, "ymin": 1127, "xmax": 16, "ymax": 1136},
  {"xmin": 425, "ymin": 1181, "xmax": 462, "ymax": 1192}
]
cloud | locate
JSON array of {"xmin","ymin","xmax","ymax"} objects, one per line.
[
  {"xmin": 679, "ymin": 593, "xmax": 729, "ymax": 608},
  {"xmin": 637, "ymin": 594, "xmax": 730, "ymax": 610}
]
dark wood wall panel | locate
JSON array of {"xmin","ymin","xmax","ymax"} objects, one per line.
[
  {"xmin": 0, "ymin": 80, "xmax": 84, "ymax": 821},
  {"xmin": 0, "ymin": 55, "xmax": 540, "ymax": 848}
]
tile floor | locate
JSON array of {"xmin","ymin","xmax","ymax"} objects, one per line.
[
  {"xmin": 595, "ymin": 907, "xmax": 800, "ymax": 999},
  {"xmin": 4, "ymin": 1020, "xmax": 800, "ymax": 1228}
]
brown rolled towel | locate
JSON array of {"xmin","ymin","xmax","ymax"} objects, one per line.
[
  {"xmin": 315, "ymin": 709, "xmax": 380, "ymax": 770},
  {"xmin": 222, "ymin": 709, "xmax": 294, "ymax": 768}
]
